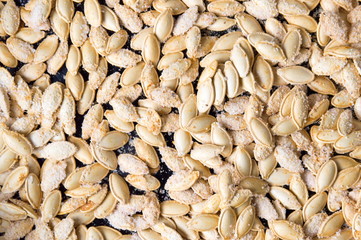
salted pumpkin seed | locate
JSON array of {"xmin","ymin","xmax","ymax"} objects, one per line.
[
  {"xmin": 187, "ymin": 214, "xmax": 219, "ymax": 231},
  {"xmin": 316, "ymin": 160, "xmax": 337, "ymax": 192},
  {"xmin": 269, "ymin": 220, "xmax": 305, "ymax": 240},
  {"xmin": 41, "ymin": 189, "xmax": 62, "ymax": 222},
  {"xmin": 3, "ymin": 130, "xmax": 33, "ymax": 156},
  {"xmin": 2, "ymin": 166, "xmax": 28, "ymax": 193},
  {"xmin": 98, "ymin": 131, "xmax": 129, "ymax": 151},
  {"xmin": 0, "ymin": 202, "xmax": 27, "ymax": 221},
  {"xmin": 109, "ymin": 172, "xmax": 130, "ymax": 203},
  {"xmin": 249, "ymin": 118, "xmax": 273, "ymax": 147}
]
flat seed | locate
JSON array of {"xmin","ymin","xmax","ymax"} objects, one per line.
[
  {"xmin": 3, "ymin": 130, "xmax": 33, "ymax": 156},
  {"xmin": 94, "ymin": 191, "xmax": 117, "ymax": 219},
  {"xmin": 80, "ymin": 163, "xmax": 108, "ymax": 184},
  {"xmin": 69, "ymin": 136, "xmax": 94, "ymax": 165},
  {"xmin": 269, "ymin": 187, "xmax": 301, "ymax": 210},
  {"xmin": 153, "ymin": 9, "xmax": 173, "ymax": 42},
  {"xmin": 56, "ymin": 0, "xmax": 74, "ymax": 23},
  {"xmin": 318, "ymin": 211, "xmax": 344, "ymax": 238},
  {"xmin": 218, "ymin": 207, "xmax": 237, "ymax": 239},
  {"xmin": 109, "ymin": 172, "xmax": 130, "ymax": 203},
  {"xmin": 0, "ymin": 149, "xmax": 18, "ymax": 173},
  {"xmin": 291, "ymin": 90, "xmax": 309, "ymax": 129},
  {"xmin": 142, "ymin": 33, "xmax": 160, "ymax": 65},
  {"xmin": 98, "ymin": 131, "xmax": 129, "ymax": 151},
  {"xmin": 125, "ymin": 174, "xmax": 160, "ymax": 191},
  {"xmin": 0, "ymin": 42, "xmax": 17, "ymax": 68},
  {"xmin": 277, "ymin": 66, "xmax": 315, "ymax": 84},
  {"xmin": 34, "ymin": 35, "xmax": 59, "ymax": 63},
  {"xmin": 187, "ymin": 214, "xmax": 219, "ymax": 231},
  {"xmin": 2, "ymin": 166, "xmax": 28, "ymax": 193},
  {"xmin": 95, "ymin": 226, "xmax": 121, "ymax": 240},
  {"xmin": 91, "ymin": 144, "xmax": 117, "ymax": 170},
  {"xmin": 174, "ymin": 129, "xmax": 193, "ymax": 157},
  {"xmin": 303, "ymin": 192, "xmax": 327, "ymax": 220},
  {"xmin": 0, "ymin": 202, "xmax": 27, "ymax": 221},
  {"xmin": 316, "ymin": 160, "xmax": 337, "ymax": 192},
  {"xmin": 136, "ymin": 124, "xmax": 166, "ymax": 147},
  {"xmin": 249, "ymin": 118, "xmax": 273, "ymax": 147},
  {"xmin": 101, "ymin": 6, "xmax": 121, "ymax": 32},
  {"xmin": 284, "ymin": 15, "xmax": 317, "ymax": 32},
  {"xmin": 87, "ymin": 226, "xmax": 104, "ymax": 240},
  {"xmin": 41, "ymin": 189, "xmax": 62, "ymax": 222},
  {"xmin": 231, "ymin": 43, "xmax": 250, "ymax": 78},
  {"xmin": 84, "ymin": 0, "xmax": 101, "ymax": 27},
  {"xmin": 160, "ymin": 200, "xmax": 190, "ymax": 217},
  {"xmin": 186, "ymin": 115, "xmax": 216, "ymax": 133},
  {"xmin": 255, "ymin": 41, "xmax": 286, "ymax": 62},
  {"xmin": 197, "ymin": 78, "xmax": 214, "ymax": 114},
  {"xmin": 269, "ymin": 220, "xmax": 305, "ymax": 240},
  {"xmin": 235, "ymin": 205, "xmax": 255, "ymax": 238},
  {"xmin": 333, "ymin": 165, "xmax": 361, "ymax": 190},
  {"xmin": 1, "ymin": 0, "xmax": 20, "ymax": 36}
]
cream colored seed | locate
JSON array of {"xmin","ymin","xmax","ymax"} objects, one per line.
[{"xmin": 2, "ymin": 0, "xmax": 361, "ymax": 238}]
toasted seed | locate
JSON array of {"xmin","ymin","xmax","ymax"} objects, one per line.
[
  {"xmin": 126, "ymin": 174, "xmax": 160, "ymax": 191},
  {"xmin": 42, "ymin": 189, "xmax": 62, "ymax": 222},
  {"xmin": 235, "ymin": 205, "xmax": 255, "ymax": 238},
  {"xmin": 109, "ymin": 172, "xmax": 130, "ymax": 203},
  {"xmin": 91, "ymin": 144, "xmax": 117, "ymax": 170},
  {"xmin": 187, "ymin": 214, "xmax": 219, "ymax": 231},
  {"xmin": 165, "ymin": 170, "xmax": 199, "ymax": 191},
  {"xmin": 0, "ymin": 149, "xmax": 17, "ymax": 174},
  {"xmin": 160, "ymin": 200, "xmax": 190, "ymax": 217},
  {"xmin": 154, "ymin": 9, "xmax": 173, "ymax": 42},
  {"xmin": 278, "ymin": 66, "xmax": 315, "ymax": 84},
  {"xmin": 80, "ymin": 163, "xmax": 108, "ymax": 184},
  {"xmin": 6, "ymin": 37, "xmax": 34, "ymax": 63},
  {"xmin": 269, "ymin": 220, "xmax": 305, "ymax": 240},
  {"xmin": 0, "ymin": 42, "xmax": 17, "ymax": 68},
  {"xmin": 249, "ymin": 118, "xmax": 273, "ymax": 147},
  {"xmin": 269, "ymin": 187, "xmax": 301, "ymax": 210},
  {"xmin": 303, "ymin": 192, "xmax": 327, "ymax": 220},
  {"xmin": 1, "ymin": 0, "xmax": 19, "ymax": 36},
  {"xmin": 318, "ymin": 211, "xmax": 344, "ymax": 238},
  {"xmin": 333, "ymin": 165, "xmax": 361, "ymax": 190},
  {"xmin": 284, "ymin": 15, "xmax": 317, "ymax": 32},
  {"xmin": 34, "ymin": 35, "xmax": 59, "ymax": 63},
  {"xmin": 136, "ymin": 124, "xmax": 166, "ymax": 147},
  {"xmin": 70, "ymin": 11, "xmax": 89, "ymax": 47},
  {"xmin": 218, "ymin": 207, "xmax": 237, "ymax": 239},
  {"xmin": 3, "ymin": 130, "xmax": 33, "ymax": 156},
  {"xmin": 2, "ymin": 166, "xmax": 28, "ymax": 193},
  {"xmin": 186, "ymin": 115, "xmax": 216, "ymax": 133},
  {"xmin": 255, "ymin": 41, "xmax": 286, "ymax": 62},
  {"xmin": 316, "ymin": 160, "xmax": 337, "ymax": 193},
  {"xmin": 84, "ymin": 0, "xmax": 101, "ymax": 27},
  {"xmin": 0, "ymin": 202, "xmax": 27, "ymax": 221},
  {"xmin": 94, "ymin": 191, "xmax": 117, "ymax": 219},
  {"xmin": 101, "ymin": 6, "xmax": 121, "ymax": 32},
  {"xmin": 96, "ymin": 226, "xmax": 122, "ymax": 240}
]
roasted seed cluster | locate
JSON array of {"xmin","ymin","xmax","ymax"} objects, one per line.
[{"xmin": 1, "ymin": 0, "xmax": 361, "ymax": 239}]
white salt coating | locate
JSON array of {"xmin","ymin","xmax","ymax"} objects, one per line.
[
  {"xmin": 301, "ymin": 170, "xmax": 316, "ymax": 192},
  {"xmin": 40, "ymin": 159, "xmax": 67, "ymax": 193},
  {"xmin": 172, "ymin": 6, "xmax": 199, "ymax": 36},
  {"xmin": 274, "ymin": 145, "xmax": 304, "ymax": 173},
  {"xmin": 53, "ymin": 218, "xmax": 74, "ymax": 240},
  {"xmin": 254, "ymin": 195, "xmax": 278, "ymax": 221},
  {"xmin": 304, "ymin": 213, "xmax": 327, "ymax": 237}
]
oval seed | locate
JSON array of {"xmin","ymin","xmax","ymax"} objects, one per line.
[
  {"xmin": 2, "ymin": 165, "xmax": 29, "ymax": 193},
  {"xmin": 316, "ymin": 160, "xmax": 337, "ymax": 192}
]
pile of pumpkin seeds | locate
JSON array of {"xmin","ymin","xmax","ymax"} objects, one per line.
[{"xmin": 1, "ymin": 0, "xmax": 361, "ymax": 239}]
